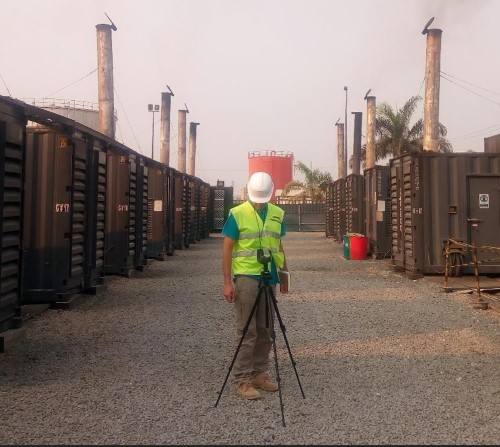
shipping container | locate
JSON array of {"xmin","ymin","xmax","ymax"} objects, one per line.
[
  {"xmin": 484, "ymin": 134, "xmax": 500, "ymax": 153},
  {"xmin": 364, "ymin": 166, "xmax": 391, "ymax": 258},
  {"xmin": 22, "ymin": 125, "xmax": 106, "ymax": 305},
  {"xmin": 390, "ymin": 152, "xmax": 500, "ymax": 276},
  {"xmin": 164, "ymin": 166, "xmax": 177, "ymax": 255},
  {"xmin": 332, "ymin": 178, "xmax": 346, "ymax": 241},
  {"xmin": 145, "ymin": 159, "xmax": 167, "ymax": 260},
  {"xmin": 209, "ymin": 184, "xmax": 233, "ymax": 232},
  {"xmin": 171, "ymin": 169, "xmax": 185, "ymax": 249},
  {"xmin": 199, "ymin": 181, "xmax": 210, "ymax": 239},
  {"xmin": 325, "ymin": 182, "xmax": 334, "ymax": 237},
  {"xmin": 345, "ymin": 174, "xmax": 365, "ymax": 235},
  {"xmin": 186, "ymin": 175, "xmax": 197, "ymax": 246},
  {"xmin": 0, "ymin": 98, "xmax": 25, "ymax": 333},
  {"xmin": 104, "ymin": 148, "xmax": 148, "ymax": 276}
]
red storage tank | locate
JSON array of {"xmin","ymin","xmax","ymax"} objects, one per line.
[{"xmin": 248, "ymin": 150, "xmax": 294, "ymax": 203}]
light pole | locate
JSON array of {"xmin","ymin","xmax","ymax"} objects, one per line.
[
  {"xmin": 148, "ymin": 103, "xmax": 159, "ymax": 159},
  {"xmin": 343, "ymin": 86, "xmax": 348, "ymax": 177}
]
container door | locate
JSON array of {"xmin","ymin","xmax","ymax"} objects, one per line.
[{"xmin": 467, "ymin": 176, "xmax": 500, "ymax": 264}]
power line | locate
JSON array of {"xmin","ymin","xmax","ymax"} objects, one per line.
[
  {"xmin": 113, "ymin": 85, "xmax": 142, "ymax": 152},
  {"xmin": 0, "ymin": 73, "xmax": 12, "ymax": 96},
  {"xmin": 441, "ymin": 70, "xmax": 500, "ymax": 97},
  {"xmin": 440, "ymin": 73, "xmax": 500, "ymax": 107},
  {"xmin": 450, "ymin": 122, "xmax": 500, "ymax": 142},
  {"xmin": 43, "ymin": 68, "xmax": 97, "ymax": 98}
]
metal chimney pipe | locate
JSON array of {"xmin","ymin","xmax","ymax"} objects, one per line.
[
  {"xmin": 96, "ymin": 24, "xmax": 115, "ymax": 139},
  {"xmin": 160, "ymin": 91, "xmax": 173, "ymax": 165},
  {"xmin": 177, "ymin": 109, "xmax": 187, "ymax": 173},
  {"xmin": 351, "ymin": 111, "xmax": 362, "ymax": 175},
  {"xmin": 422, "ymin": 28, "xmax": 442, "ymax": 152},
  {"xmin": 365, "ymin": 96, "xmax": 376, "ymax": 170},
  {"xmin": 187, "ymin": 122, "xmax": 200, "ymax": 176},
  {"xmin": 336, "ymin": 123, "xmax": 345, "ymax": 179}
]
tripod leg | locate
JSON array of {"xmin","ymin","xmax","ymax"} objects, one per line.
[
  {"xmin": 268, "ymin": 286, "xmax": 306, "ymax": 399},
  {"xmin": 265, "ymin": 286, "xmax": 286, "ymax": 427},
  {"xmin": 215, "ymin": 285, "xmax": 264, "ymax": 407}
]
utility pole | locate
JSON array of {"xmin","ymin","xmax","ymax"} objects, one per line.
[
  {"xmin": 344, "ymin": 86, "xmax": 348, "ymax": 177},
  {"xmin": 148, "ymin": 103, "xmax": 159, "ymax": 159}
]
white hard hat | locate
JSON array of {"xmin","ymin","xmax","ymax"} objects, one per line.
[{"xmin": 247, "ymin": 171, "xmax": 274, "ymax": 203}]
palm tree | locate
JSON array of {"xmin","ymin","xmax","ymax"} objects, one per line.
[
  {"xmin": 281, "ymin": 161, "xmax": 332, "ymax": 202},
  {"xmin": 351, "ymin": 95, "xmax": 452, "ymax": 169}
]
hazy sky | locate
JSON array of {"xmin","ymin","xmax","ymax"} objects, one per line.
[{"xmin": 1, "ymin": 0, "xmax": 499, "ymax": 194}]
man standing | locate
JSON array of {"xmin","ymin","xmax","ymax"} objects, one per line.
[{"xmin": 222, "ymin": 171, "xmax": 288, "ymax": 400}]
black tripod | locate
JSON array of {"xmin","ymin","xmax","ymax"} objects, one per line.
[{"xmin": 215, "ymin": 251, "xmax": 305, "ymax": 427}]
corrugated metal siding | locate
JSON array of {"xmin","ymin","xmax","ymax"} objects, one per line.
[
  {"xmin": 364, "ymin": 166, "xmax": 391, "ymax": 258},
  {"xmin": 391, "ymin": 152, "xmax": 500, "ymax": 275},
  {"xmin": 333, "ymin": 178, "xmax": 346, "ymax": 240},
  {"xmin": 0, "ymin": 103, "xmax": 24, "ymax": 332},
  {"xmin": 484, "ymin": 134, "xmax": 500, "ymax": 153},
  {"xmin": 325, "ymin": 183, "xmax": 334, "ymax": 237},
  {"xmin": 145, "ymin": 161, "xmax": 166, "ymax": 260},
  {"xmin": 345, "ymin": 174, "xmax": 365, "ymax": 235}
]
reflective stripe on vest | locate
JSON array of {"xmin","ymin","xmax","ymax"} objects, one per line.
[{"xmin": 230, "ymin": 201, "xmax": 285, "ymax": 275}]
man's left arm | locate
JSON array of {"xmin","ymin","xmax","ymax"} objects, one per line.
[{"xmin": 279, "ymin": 221, "xmax": 287, "ymax": 271}]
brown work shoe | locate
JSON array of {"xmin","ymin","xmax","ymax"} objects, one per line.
[
  {"xmin": 236, "ymin": 383, "xmax": 262, "ymax": 400},
  {"xmin": 252, "ymin": 376, "xmax": 279, "ymax": 392}
]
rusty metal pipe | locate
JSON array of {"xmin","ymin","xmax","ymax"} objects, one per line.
[
  {"xmin": 351, "ymin": 112, "xmax": 362, "ymax": 175},
  {"xmin": 187, "ymin": 122, "xmax": 200, "ymax": 176},
  {"xmin": 365, "ymin": 96, "xmax": 376, "ymax": 169},
  {"xmin": 160, "ymin": 92, "xmax": 173, "ymax": 165},
  {"xmin": 423, "ymin": 28, "xmax": 442, "ymax": 152},
  {"xmin": 336, "ymin": 123, "xmax": 345, "ymax": 179},
  {"xmin": 178, "ymin": 110, "xmax": 187, "ymax": 173},
  {"xmin": 96, "ymin": 24, "xmax": 115, "ymax": 139}
]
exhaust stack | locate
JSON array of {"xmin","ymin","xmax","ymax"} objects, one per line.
[
  {"xmin": 177, "ymin": 109, "xmax": 188, "ymax": 173},
  {"xmin": 160, "ymin": 86, "xmax": 174, "ymax": 165},
  {"xmin": 365, "ymin": 94, "xmax": 376, "ymax": 170},
  {"xmin": 422, "ymin": 18, "xmax": 442, "ymax": 152},
  {"xmin": 187, "ymin": 122, "xmax": 200, "ymax": 176},
  {"xmin": 351, "ymin": 112, "xmax": 362, "ymax": 175},
  {"xmin": 336, "ymin": 122, "xmax": 345, "ymax": 179},
  {"xmin": 96, "ymin": 22, "xmax": 116, "ymax": 139}
]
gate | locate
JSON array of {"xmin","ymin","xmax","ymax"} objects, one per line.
[{"xmin": 279, "ymin": 203, "xmax": 325, "ymax": 232}]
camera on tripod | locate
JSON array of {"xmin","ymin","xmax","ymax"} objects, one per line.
[{"xmin": 257, "ymin": 248, "xmax": 272, "ymax": 266}]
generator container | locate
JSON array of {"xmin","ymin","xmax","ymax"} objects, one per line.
[
  {"xmin": 22, "ymin": 126, "xmax": 106, "ymax": 304},
  {"xmin": 345, "ymin": 174, "xmax": 365, "ymax": 235},
  {"xmin": 164, "ymin": 166, "xmax": 177, "ymax": 255},
  {"xmin": 145, "ymin": 158, "xmax": 167, "ymax": 260},
  {"xmin": 364, "ymin": 165, "xmax": 391, "ymax": 258},
  {"xmin": 104, "ymin": 148, "xmax": 148, "ymax": 276},
  {"xmin": 332, "ymin": 178, "xmax": 346, "ymax": 241},
  {"xmin": 199, "ymin": 181, "xmax": 210, "ymax": 239},
  {"xmin": 390, "ymin": 152, "xmax": 500, "ymax": 276},
  {"xmin": 171, "ymin": 169, "xmax": 185, "ymax": 250},
  {"xmin": 185, "ymin": 175, "xmax": 197, "ymax": 246},
  {"xmin": 209, "ymin": 183, "xmax": 233, "ymax": 232},
  {"xmin": 0, "ymin": 98, "xmax": 25, "ymax": 333},
  {"xmin": 325, "ymin": 182, "xmax": 335, "ymax": 237}
]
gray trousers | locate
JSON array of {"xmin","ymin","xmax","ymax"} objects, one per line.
[{"xmin": 233, "ymin": 276, "xmax": 276, "ymax": 385}]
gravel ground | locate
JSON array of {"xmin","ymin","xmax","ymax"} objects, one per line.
[{"xmin": 2, "ymin": 231, "xmax": 500, "ymax": 445}]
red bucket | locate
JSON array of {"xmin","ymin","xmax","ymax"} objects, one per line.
[{"xmin": 349, "ymin": 235, "xmax": 368, "ymax": 260}]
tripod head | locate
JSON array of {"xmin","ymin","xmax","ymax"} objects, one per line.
[{"xmin": 257, "ymin": 248, "xmax": 272, "ymax": 281}]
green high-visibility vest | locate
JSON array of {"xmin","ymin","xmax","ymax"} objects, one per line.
[{"xmin": 230, "ymin": 201, "xmax": 285, "ymax": 275}]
